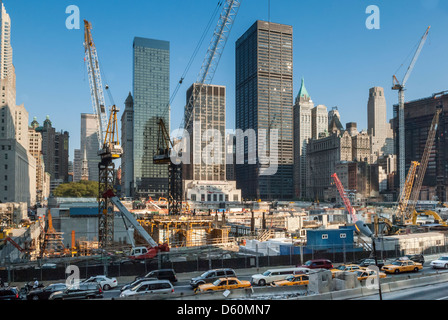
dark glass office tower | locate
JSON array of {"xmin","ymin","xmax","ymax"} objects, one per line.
[
  {"xmin": 132, "ymin": 37, "xmax": 170, "ymax": 198},
  {"xmin": 235, "ymin": 21, "xmax": 294, "ymax": 200}
]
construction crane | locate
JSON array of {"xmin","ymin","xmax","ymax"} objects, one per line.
[
  {"xmin": 84, "ymin": 20, "xmax": 123, "ymax": 249},
  {"xmin": 331, "ymin": 173, "xmax": 357, "ymax": 223},
  {"xmin": 154, "ymin": 0, "xmax": 241, "ymax": 214},
  {"xmin": 393, "ymin": 26, "xmax": 430, "ymax": 197},
  {"xmin": 394, "ymin": 161, "xmax": 420, "ymax": 225},
  {"xmin": 84, "ymin": 20, "xmax": 169, "ymax": 256},
  {"xmin": 404, "ymin": 106, "xmax": 442, "ymax": 224}
]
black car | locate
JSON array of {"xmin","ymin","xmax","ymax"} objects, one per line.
[
  {"xmin": 0, "ymin": 287, "xmax": 20, "ymax": 300},
  {"xmin": 135, "ymin": 269, "xmax": 177, "ymax": 283},
  {"xmin": 355, "ymin": 258, "xmax": 385, "ymax": 269},
  {"xmin": 404, "ymin": 254, "xmax": 425, "ymax": 265},
  {"xmin": 48, "ymin": 283, "xmax": 103, "ymax": 300},
  {"xmin": 26, "ymin": 283, "xmax": 67, "ymax": 300},
  {"xmin": 190, "ymin": 268, "xmax": 236, "ymax": 288}
]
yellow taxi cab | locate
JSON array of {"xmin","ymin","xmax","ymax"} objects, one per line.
[
  {"xmin": 271, "ymin": 274, "xmax": 309, "ymax": 287},
  {"xmin": 356, "ymin": 269, "xmax": 387, "ymax": 281},
  {"xmin": 330, "ymin": 264, "xmax": 362, "ymax": 278},
  {"xmin": 381, "ymin": 260, "xmax": 423, "ymax": 274},
  {"xmin": 195, "ymin": 277, "xmax": 251, "ymax": 293}
]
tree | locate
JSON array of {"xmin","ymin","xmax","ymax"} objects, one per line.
[{"xmin": 53, "ymin": 180, "xmax": 99, "ymax": 198}]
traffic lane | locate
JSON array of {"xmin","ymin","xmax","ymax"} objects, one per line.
[{"xmin": 353, "ymin": 280, "xmax": 448, "ymax": 300}]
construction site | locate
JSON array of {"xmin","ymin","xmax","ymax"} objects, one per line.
[{"xmin": 2, "ymin": 3, "xmax": 448, "ymax": 282}]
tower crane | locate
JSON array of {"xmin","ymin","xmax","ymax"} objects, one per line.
[
  {"xmin": 84, "ymin": 19, "xmax": 121, "ymax": 249},
  {"xmin": 393, "ymin": 26, "xmax": 430, "ymax": 197},
  {"xmin": 154, "ymin": 0, "xmax": 241, "ymax": 214}
]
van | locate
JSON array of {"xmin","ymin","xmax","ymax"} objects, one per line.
[
  {"xmin": 190, "ymin": 268, "xmax": 236, "ymax": 288},
  {"xmin": 251, "ymin": 267, "xmax": 309, "ymax": 286},
  {"xmin": 119, "ymin": 280, "xmax": 174, "ymax": 297}
]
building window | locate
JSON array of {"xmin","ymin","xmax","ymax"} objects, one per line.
[{"xmin": 191, "ymin": 194, "xmax": 196, "ymax": 201}]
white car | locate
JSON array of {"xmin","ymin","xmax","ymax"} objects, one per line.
[
  {"xmin": 430, "ymin": 256, "xmax": 448, "ymax": 269},
  {"xmin": 82, "ymin": 275, "xmax": 117, "ymax": 290},
  {"xmin": 251, "ymin": 267, "xmax": 309, "ymax": 286},
  {"xmin": 119, "ymin": 280, "xmax": 174, "ymax": 297}
]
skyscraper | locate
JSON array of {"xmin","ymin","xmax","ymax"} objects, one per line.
[
  {"xmin": 184, "ymin": 83, "xmax": 226, "ymax": 182},
  {"xmin": 368, "ymin": 87, "xmax": 388, "ymax": 157},
  {"xmin": 293, "ymin": 78, "xmax": 313, "ymax": 198},
  {"xmin": 132, "ymin": 37, "xmax": 170, "ymax": 198},
  {"xmin": 120, "ymin": 92, "xmax": 134, "ymax": 197},
  {"xmin": 235, "ymin": 20, "xmax": 294, "ymax": 200},
  {"xmin": 80, "ymin": 113, "xmax": 99, "ymax": 181}
]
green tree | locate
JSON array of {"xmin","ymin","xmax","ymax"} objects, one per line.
[{"xmin": 53, "ymin": 180, "xmax": 99, "ymax": 198}]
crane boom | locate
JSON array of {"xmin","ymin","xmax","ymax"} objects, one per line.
[
  {"xmin": 405, "ymin": 107, "xmax": 442, "ymax": 221},
  {"xmin": 393, "ymin": 26, "xmax": 430, "ymax": 196},
  {"xmin": 84, "ymin": 20, "xmax": 108, "ymax": 148},
  {"xmin": 182, "ymin": 0, "xmax": 241, "ymax": 133},
  {"xmin": 154, "ymin": 0, "xmax": 241, "ymax": 215},
  {"xmin": 395, "ymin": 161, "xmax": 419, "ymax": 224},
  {"xmin": 331, "ymin": 173, "xmax": 357, "ymax": 223}
]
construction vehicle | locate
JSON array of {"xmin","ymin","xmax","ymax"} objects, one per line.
[
  {"xmin": 103, "ymin": 190, "xmax": 169, "ymax": 260},
  {"xmin": 84, "ymin": 20, "xmax": 168, "ymax": 257},
  {"xmin": 393, "ymin": 26, "xmax": 430, "ymax": 196},
  {"xmin": 153, "ymin": 0, "xmax": 241, "ymax": 215},
  {"xmin": 331, "ymin": 173, "xmax": 357, "ymax": 223}
]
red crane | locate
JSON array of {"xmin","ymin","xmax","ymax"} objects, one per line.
[{"xmin": 331, "ymin": 173, "xmax": 357, "ymax": 223}]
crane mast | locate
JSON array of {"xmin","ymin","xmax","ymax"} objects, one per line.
[
  {"xmin": 393, "ymin": 26, "xmax": 430, "ymax": 197},
  {"xmin": 394, "ymin": 161, "xmax": 419, "ymax": 224}
]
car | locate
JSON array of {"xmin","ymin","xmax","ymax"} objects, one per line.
[
  {"xmin": 430, "ymin": 255, "xmax": 448, "ymax": 269},
  {"xmin": 48, "ymin": 283, "xmax": 103, "ymax": 300},
  {"xmin": 190, "ymin": 268, "xmax": 236, "ymax": 288},
  {"xmin": 271, "ymin": 274, "xmax": 309, "ymax": 287},
  {"xmin": 401, "ymin": 254, "xmax": 425, "ymax": 265},
  {"xmin": 196, "ymin": 277, "xmax": 251, "ymax": 293},
  {"xmin": 120, "ymin": 277, "xmax": 158, "ymax": 292},
  {"xmin": 82, "ymin": 275, "xmax": 117, "ymax": 290},
  {"xmin": 354, "ymin": 258, "xmax": 385, "ymax": 269},
  {"xmin": 26, "ymin": 283, "xmax": 67, "ymax": 300},
  {"xmin": 119, "ymin": 280, "xmax": 174, "ymax": 297},
  {"xmin": 135, "ymin": 269, "xmax": 177, "ymax": 283},
  {"xmin": 0, "ymin": 287, "xmax": 20, "ymax": 300},
  {"xmin": 356, "ymin": 269, "xmax": 387, "ymax": 281},
  {"xmin": 251, "ymin": 267, "xmax": 309, "ymax": 286},
  {"xmin": 330, "ymin": 264, "xmax": 362, "ymax": 277},
  {"xmin": 381, "ymin": 260, "xmax": 423, "ymax": 274},
  {"xmin": 34, "ymin": 263, "xmax": 57, "ymax": 270},
  {"xmin": 297, "ymin": 259, "xmax": 333, "ymax": 270}
]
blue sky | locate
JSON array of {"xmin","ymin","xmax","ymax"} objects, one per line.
[{"xmin": 6, "ymin": 0, "xmax": 448, "ymax": 160}]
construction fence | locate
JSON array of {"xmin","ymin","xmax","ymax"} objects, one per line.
[{"xmin": 2, "ymin": 233, "xmax": 448, "ymax": 283}]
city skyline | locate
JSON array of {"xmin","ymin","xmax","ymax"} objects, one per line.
[{"xmin": 4, "ymin": 0, "xmax": 448, "ymax": 161}]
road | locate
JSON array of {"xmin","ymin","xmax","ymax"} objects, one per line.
[{"xmin": 352, "ymin": 281, "xmax": 448, "ymax": 300}]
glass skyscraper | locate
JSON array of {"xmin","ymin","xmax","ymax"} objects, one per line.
[
  {"xmin": 235, "ymin": 20, "xmax": 294, "ymax": 200},
  {"xmin": 132, "ymin": 37, "xmax": 170, "ymax": 198}
]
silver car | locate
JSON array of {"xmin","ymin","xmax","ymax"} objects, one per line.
[
  {"xmin": 430, "ymin": 256, "xmax": 448, "ymax": 269},
  {"xmin": 119, "ymin": 280, "xmax": 174, "ymax": 297}
]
